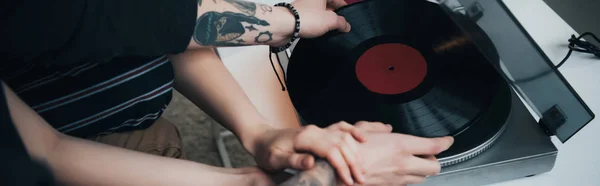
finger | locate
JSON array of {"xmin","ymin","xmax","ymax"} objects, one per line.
[
  {"xmin": 294, "ymin": 125, "xmax": 331, "ymax": 154},
  {"xmin": 327, "ymin": 148, "xmax": 355, "ymax": 185},
  {"xmin": 327, "ymin": 0, "xmax": 348, "ymax": 9},
  {"xmin": 402, "ymin": 136, "xmax": 454, "ymax": 155},
  {"xmin": 349, "ymin": 136, "xmax": 366, "ymax": 175},
  {"xmin": 355, "ymin": 121, "xmax": 393, "ymax": 133},
  {"xmin": 399, "ymin": 155, "xmax": 441, "ymax": 176},
  {"xmin": 399, "ymin": 175, "xmax": 427, "ymax": 185},
  {"xmin": 294, "ymin": 126, "xmax": 350, "ymax": 161},
  {"xmin": 326, "ymin": 12, "xmax": 351, "ymax": 33},
  {"xmin": 293, "ymin": 126, "xmax": 357, "ymax": 185},
  {"xmin": 336, "ymin": 16, "xmax": 351, "ymax": 32},
  {"xmin": 264, "ymin": 147, "xmax": 303, "ymax": 171},
  {"xmin": 294, "ymin": 125, "xmax": 351, "ymax": 157},
  {"xmin": 341, "ymin": 133, "xmax": 365, "ymax": 183},
  {"xmin": 340, "ymin": 143, "xmax": 363, "ymax": 184},
  {"xmin": 344, "ymin": 133, "xmax": 365, "ymax": 174},
  {"xmin": 287, "ymin": 153, "xmax": 315, "ymax": 170},
  {"xmin": 328, "ymin": 121, "xmax": 366, "ymax": 142}
]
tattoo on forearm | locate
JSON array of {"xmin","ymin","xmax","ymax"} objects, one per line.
[
  {"xmin": 245, "ymin": 25, "xmax": 258, "ymax": 31},
  {"xmin": 260, "ymin": 4, "xmax": 273, "ymax": 14},
  {"xmin": 224, "ymin": 0, "xmax": 257, "ymax": 16},
  {"xmin": 279, "ymin": 160, "xmax": 336, "ymax": 186},
  {"xmin": 255, "ymin": 31, "xmax": 273, "ymax": 43},
  {"xmin": 193, "ymin": 11, "xmax": 270, "ymax": 46}
]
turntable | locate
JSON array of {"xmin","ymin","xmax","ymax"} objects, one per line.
[{"xmin": 274, "ymin": 0, "xmax": 596, "ymax": 185}]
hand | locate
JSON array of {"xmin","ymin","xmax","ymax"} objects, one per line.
[
  {"xmin": 288, "ymin": 0, "xmax": 352, "ymax": 38},
  {"xmin": 353, "ymin": 122, "xmax": 455, "ymax": 186},
  {"xmin": 250, "ymin": 122, "xmax": 368, "ymax": 185},
  {"xmin": 359, "ymin": 134, "xmax": 454, "ymax": 186}
]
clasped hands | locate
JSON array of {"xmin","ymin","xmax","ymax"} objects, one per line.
[{"xmin": 245, "ymin": 121, "xmax": 454, "ymax": 186}]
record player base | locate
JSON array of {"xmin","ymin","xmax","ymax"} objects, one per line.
[{"xmin": 417, "ymin": 89, "xmax": 558, "ymax": 186}]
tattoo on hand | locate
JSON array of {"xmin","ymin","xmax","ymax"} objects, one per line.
[
  {"xmin": 255, "ymin": 31, "xmax": 273, "ymax": 43},
  {"xmin": 260, "ymin": 4, "xmax": 273, "ymax": 14},
  {"xmin": 194, "ymin": 11, "xmax": 270, "ymax": 46},
  {"xmin": 279, "ymin": 160, "xmax": 336, "ymax": 186},
  {"xmin": 224, "ymin": 0, "xmax": 257, "ymax": 16}
]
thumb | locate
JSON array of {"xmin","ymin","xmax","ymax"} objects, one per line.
[
  {"xmin": 328, "ymin": 13, "xmax": 351, "ymax": 33},
  {"xmin": 286, "ymin": 153, "xmax": 315, "ymax": 170},
  {"xmin": 432, "ymin": 136, "xmax": 454, "ymax": 154},
  {"xmin": 327, "ymin": 0, "xmax": 348, "ymax": 9}
]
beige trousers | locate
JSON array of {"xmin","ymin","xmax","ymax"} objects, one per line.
[{"xmin": 86, "ymin": 117, "xmax": 186, "ymax": 159}]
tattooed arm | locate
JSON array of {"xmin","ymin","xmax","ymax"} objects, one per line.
[
  {"xmin": 279, "ymin": 160, "xmax": 339, "ymax": 186},
  {"xmin": 190, "ymin": 0, "xmax": 296, "ymax": 48}
]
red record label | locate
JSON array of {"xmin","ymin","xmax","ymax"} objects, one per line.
[{"xmin": 355, "ymin": 43, "xmax": 427, "ymax": 95}]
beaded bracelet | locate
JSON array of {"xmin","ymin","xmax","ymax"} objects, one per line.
[{"xmin": 270, "ymin": 2, "xmax": 300, "ymax": 53}]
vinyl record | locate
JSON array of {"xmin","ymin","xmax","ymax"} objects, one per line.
[{"xmin": 286, "ymin": 0, "xmax": 512, "ymax": 164}]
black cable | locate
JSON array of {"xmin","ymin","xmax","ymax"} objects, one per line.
[
  {"xmin": 556, "ymin": 32, "xmax": 600, "ymax": 68},
  {"xmin": 275, "ymin": 51, "xmax": 288, "ymax": 85},
  {"xmin": 269, "ymin": 50, "xmax": 287, "ymax": 91},
  {"xmin": 512, "ymin": 32, "xmax": 599, "ymax": 84}
]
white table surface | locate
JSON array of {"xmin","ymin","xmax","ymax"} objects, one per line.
[
  {"xmin": 218, "ymin": 0, "xmax": 600, "ymax": 185},
  {"xmin": 486, "ymin": 0, "xmax": 600, "ymax": 186}
]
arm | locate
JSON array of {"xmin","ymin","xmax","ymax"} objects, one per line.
[
  {"xmin": 189, "ymin": 0, "xmax": 296, "ymax": 48},
  {"xmin": 2, "ymin": 82, "xmax": 272, "ymax": 186},
  {"xmin": 189, "ymin": 0, "xmax": 352, "ymax": 49},
  {"xmin": 170, "ymin": 48, "xmax": 271, "ymax": 155},
  {"xmin": 170, "ymin": 48, "xmax": 366, "ymax": 185}
]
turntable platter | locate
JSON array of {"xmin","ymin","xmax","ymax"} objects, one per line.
[{"xmin": 286, "ymin": 0, "xmax": 512, "ymax": 166}]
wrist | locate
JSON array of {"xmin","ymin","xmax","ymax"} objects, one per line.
[
  {"xmin": 234, "ymin": 167, "xmax": 276, "ymax": 186},
  {"xmin": 268, "ymin": 6, "xmax": 296, "ymax": 47},
  {"xmin": 236, "ymin": 119, "xmax": 276, "ymax": 156}
]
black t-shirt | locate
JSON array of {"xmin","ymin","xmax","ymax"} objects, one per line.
[
  {"xmin": 0, "ymin": 0, "xmax": 197, "ymax": 185},
  {"xmin": 1, "ymin": 0, "xmax": 196, "ymax": 66}
]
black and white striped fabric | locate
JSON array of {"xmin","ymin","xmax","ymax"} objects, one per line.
[{"xmin": 2, "ymin": 55, "xmax": 174, "ymax": 138}]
